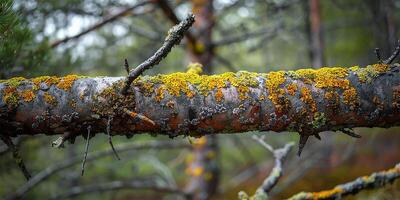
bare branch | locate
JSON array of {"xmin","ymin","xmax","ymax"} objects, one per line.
[
  {"xmin": 121, "ymin": 13, "xmax": 195, "ymax": 94},
  {"xmin": 239, "ymin": 136, "xmax": 294, "ymax": 199},
  {"xmin": 50, "ymin": 1, "xmax": 151, "ymax": 48},
  {"xmin": 156, "ymin": 0, "xmax": 197, "ymax": 46},
  {"xmin": 212, "ymin": 26, "xmax": 279, "ymax": 47},
  {"xmin": 106, "ymin": 116, "xmax": 120, "ymax": 160},
  {"xmin": 384, "ymin": 39, "xmax": 400, "ymax": 64},
  {"xmin": 288, "ymin": 163, "xmax": 400, "ymax": 200},
  {"xmin": 4, "ymin": 140, "xmax": 190, "ymax": 200},
  {"xmin": 81, "ymin": 125, "xmax": 92, "ymax": 176},
  {"xmin": 45, "ymin": 178, "xmax": 186, "ymax": 200},
  {"xmin": 0, "ymin": 135, "xmax": 31, "ymax": 180}
]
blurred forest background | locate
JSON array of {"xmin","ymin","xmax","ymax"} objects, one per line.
[{"xmin": 0, "ymin": 0, "xmax": 400, "ymax": 199}]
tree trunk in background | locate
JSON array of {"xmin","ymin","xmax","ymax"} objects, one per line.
[
  {"xmin": 369, "ymin": 0, "xmax": 397, "ymax": 56},
  {"xmin": 186, "ymin": 1, "xmax": 219, "ymax": 200},
  {"xmin": 305, "ymin": 0, "xmax": 325, "ymax": 68}
]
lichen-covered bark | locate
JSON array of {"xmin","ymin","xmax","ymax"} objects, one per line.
[{"xmin": 1, "ymin": 64, "xmax": 400, "ymax": 139}]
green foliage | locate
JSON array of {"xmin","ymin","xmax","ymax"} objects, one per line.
[{"xmin": 0, "ymin": 0, "xmax": 50, "ymax": 78}]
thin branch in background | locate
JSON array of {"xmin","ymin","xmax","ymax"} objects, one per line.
[
  {"xmin": 0, "ymin": 135, "xmax": 31, "ymax": 180},
  {"xmin": 45, "ymin": 178, "xmax": 186, "ymax": 200},
  {"xmin": 212, "ymin": 26, "xmax": 279, "ymax": 47},
  {"xmin": 375, "ymin": 48, "xmax": 383, "ymax": 63},
  {"xmin": 0, "ymin": 136, "xmax": 25, "ymax": 156},
  {"xmin": 121, "ymin": 13, "xmax": 195, "ymax": 95},
  {"xmin": 384, "ymin": 39, "xmax": 400, "ymax": 64},
  {"xmin": 50, "ymin": 1, "xmax": 151, "ymax": 48},
  {"xmin": 340, "ymin": 128, "xmax": 361, "ymax": 138},
  {"xmin": 214, "ymin": 53, "xmax": 238, "ymax": 72},
  {"xmin": 252, "ymin": 135, "xmax": 294, "ymax": 193},
  {"xmin": 51, "ymin": 132, "xmax": 73, "ymax": 148},
  {"xmin": 106, "ymin": 116, "xmax": 120, "ymax": 160},
  {"xmin": 156, "ymin": 0, "xmax": 197, "ymax": 46},
  {"xmin": 288, "ymin": 162, "xmax": 400, "ymax": 200},
  {"xmin": 5, "ymin": 140, "xmax": 190, "ymax": 200},
  {"xmin": 238, "ymin": 135, "xmax": 294, "ymax": 199},
  {"xmin": 124, "ymin": 59, "xmax": 130, "ymax": 75},
  {"xmin": 81, "ymin": 125, "xmax": 91, "ymax": 176}
]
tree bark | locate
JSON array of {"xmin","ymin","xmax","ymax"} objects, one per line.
[{"xmin": 1, "ymin": 64, "xmax": 399, "ymax": 139}]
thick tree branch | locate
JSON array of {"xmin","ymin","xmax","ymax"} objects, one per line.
[
  {"xmin": 50, "ymin": 1, "xmax": 152, "ymax": 48},
  {"xmin": 1, "ymin": 64, "xmax": 400, "ymax": 150},
  {"xmin": 4, "ymin": 140, "xmax": 190, "ymax": 200},
  {"xmin": 288, "ymin": 162, "xmax": 400, "ymax": 200}
]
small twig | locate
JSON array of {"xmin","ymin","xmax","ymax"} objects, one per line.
[
  {"xmin": 340, "ymin": 128, "xmax": 361, "ymax": 138},
  {"xmin": 6, "ymin": 140, "xmax": 190, "ymax": 200},
  {"xmin": 297, "ymin": 134, "xmax": 310, "ymax": 156},
  {"xmin": 81, "ymin": 126, "xmax": 91, "ymax": 176},
  {"xmin": 123, "ymin": 108, "xmax": 156, "ymax": 126},
  {"xmin": 240, "ymin": 136, "xmax": 294, "ymax": 199},
  {"xmin": 0, "ymin": 135, "xmax": 31, "ymax": 180},
  {"xmin": 107, "ymin": 116, "xmax": 120, "ymax": 160},
  {"xmin": 120, "ymin": 13, "xmax": 195, "ymax": 95},
  {"xmin": 124, "ymin": 59, "xmax": 130, "ymax": 75},
  {"xmin": 375, "ymin": 48, "xmax": 383, "ymax": 64},
  {"xmin": 384, "ymin": 39, "xmax": 400, "ymax": 64},
  {"xmin": 52, "ymin": 132, "xmax": 73, "ymax": 148},
  {"xmin": 288, "ymin": 162, "xmax": 400, "ymax": 200}
]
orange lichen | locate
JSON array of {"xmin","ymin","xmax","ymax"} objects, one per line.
[
  {"xmin": 155, "ymin": 86, "xmax": 165, "ymax": 102},
  {"xmin": 286, "ymin": 83, "xmax": 298, "ymax": 96},
  {"xmin": 310, "ymin": 187, "xmax": 344, "ymax": 199},
  {"xmin": 20, "ymin": 90, "xmax": 35, "ymax": 102},
  {"xmin": 56, "ymin": 75, "xmax": 79, "ymax": 91},
  {"xmin": 342, "ymin": 87, "xmax": 358, "ymax": 107},
  {"xmin": 215, "ymin": 88, "xmax": 224, "ymax": 102},
  {"xmin": 300, "ymin": 87, "xmax": 316, "ymax": 112},
  {"xmin": 31, "ymin": 76, "xmax": 59, "ymax": 89}
]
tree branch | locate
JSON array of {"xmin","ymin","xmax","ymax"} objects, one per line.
[
  {"xmin": 121, "ymin": 13, "xmax": 195, "ymax": 94},
  {"xmin": 288, "ymin": 162, "xmax": 400, "ymax": 200},
  {"xmin": 238, "ymin": 136, "xmax": 294, "ymax": 199},
  {"xmin": 155, "ymin": 0, "xmax": 197, "ymax": 46},
  {"xmin": 45, "ymin": 178, "xmax": 186, "ymax": 200},
  {"xmin": 4, "ymin": 140, "xmax": 190, "ymax": 200},
  {"xmin": 50, "ymin": 1, "xmax": 152, "ymax": 48}
]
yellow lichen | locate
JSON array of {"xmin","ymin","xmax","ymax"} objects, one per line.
[
  {"xmin": 0, "ymin": 77, "xmax": 26, "ymax": 87},
  {"xmin": 20, "ymin": 90, "xmax": 35, "ymax": 102},
  {"xmin": 2, "ymin": 87, "xmax": 19, "ymax": 106},
  {"xmin": 31, "ymin": 76, "xmax": 60, "ymax": 89},
  {"xmin": 265, "ymin": 71, "xmax": 287, "ymax": 111},
  {"xmin": 56, "ymin": 75, "xmax": 79, "ymax": 91},
  {"xmin": 291, "ymin": 67, "xmax": 350, "ymax": 89},
  {"xmin": 186, "ymin": 63, "xmax": 203, "ymax": 75}
]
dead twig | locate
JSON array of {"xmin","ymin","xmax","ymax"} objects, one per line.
[
  {"xmin": 81, "ymin": 126, "xmax": 91, "ymax": 176},
  {"xmin": 0, "ymin": 135, "xmax": 31, "ymax": 180},
  {"xmin": 238, "ymin": 135, "xmax": 294, "ymax": 199},
  {"xmin": 121, "ymin": 13, "xmax": 195, "ymax": 95}
]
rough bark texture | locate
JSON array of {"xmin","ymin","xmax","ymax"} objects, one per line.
[{"xmin": 1, "ymin": 63, "xmax": 400, "ymax": 139}]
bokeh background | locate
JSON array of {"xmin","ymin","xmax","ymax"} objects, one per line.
[{"xmin": 0, "ymin": 0, "xmax": 399, "ymax": 199}]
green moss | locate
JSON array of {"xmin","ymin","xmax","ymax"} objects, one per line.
[{"xmin": 312, "ymin": 112, "xmax": 326, "ymax": 129}]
